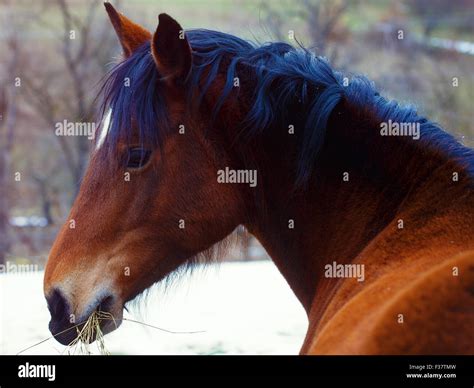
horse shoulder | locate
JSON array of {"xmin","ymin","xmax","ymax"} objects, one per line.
[{"xmin": 306, "ymin": 250, "xmax": 474, "ymax": 354}]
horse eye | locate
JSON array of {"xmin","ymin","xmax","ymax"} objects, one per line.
[{"xmin": 126, "ymin": 147, "xmax": 151, "ymax": 169}]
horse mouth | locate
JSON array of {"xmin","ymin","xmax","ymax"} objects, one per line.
[{"xmin": 48, "ymin": 293, "xmax": 123, "ymax": 346}]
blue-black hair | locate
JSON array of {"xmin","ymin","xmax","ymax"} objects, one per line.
[{"xmin": 98, "ymin": 29, "xmax": 474, "ymax": 184}]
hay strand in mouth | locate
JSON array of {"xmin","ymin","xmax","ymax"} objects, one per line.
[
  {"xmin": 66, "ymin": 311, "xmax": 116, "ymax": 355},
  {"xmin": 121, "ymin": 317, "xmax": 205, "ymax": 334},
  {"xmin": 16, "ymin": 314, "xmax": 205, "ymax": 355}
]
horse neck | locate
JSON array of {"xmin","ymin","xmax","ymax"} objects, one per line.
[{"xmin": 228, "ymin": 99, "xmax": 474, "ymax": 313}]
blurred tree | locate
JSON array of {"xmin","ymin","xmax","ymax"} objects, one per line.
[
  {"xmin": 32, "ymin": 174, "xmax": 54, "ymax": 225},
  {"xmin": 406, "ymin": 0, "xmax": 474, "ymax": 38},
  {"xmin": 0, "ymin": 37, "xmax": 20, "ymax": 265},
  {"xmin": 22, "ymin": 0, "xmax": 119, "ymax": 198},
  {"xmin": 299, "ymin": 0, "xmax": 351, "ymax": 57},
  {"xmin": 262, "ymin": 0, "xmax": 355, "ymax": 63}
]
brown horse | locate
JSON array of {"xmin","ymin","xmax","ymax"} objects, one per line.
[{"xmin": 44, "ymin": 3, "xmax": 474, "ymax": 354}]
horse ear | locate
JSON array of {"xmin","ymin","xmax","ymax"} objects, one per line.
[
  {"xmin": 104, "ymin": 2, "xmax": 151, "ymax": 57},
  {"xmin": 151, "ymin": 14, "xmax": 192, "ymax": 84}
]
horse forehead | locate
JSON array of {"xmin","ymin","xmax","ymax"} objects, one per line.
[{"xmin": 96, "ymin": 109, "xmax": 112, "ymax": 150}]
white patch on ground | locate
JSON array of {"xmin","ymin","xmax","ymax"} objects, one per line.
[{"xmin": 0, "ymin": 261, "xmax": 307, "ymax": 355}]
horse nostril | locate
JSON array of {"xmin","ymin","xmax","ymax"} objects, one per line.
[
  {"xmin": 46, "ymin": 288, "xmax": 70, "ymax": 322},
  {"xmin": 98, "ymin": 295, "xmax": 114, "ymax": 313}
]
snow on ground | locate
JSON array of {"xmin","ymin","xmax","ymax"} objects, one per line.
[{"xmin": 0, "ymin": 261, "xmax": 307, "ymax": 355}]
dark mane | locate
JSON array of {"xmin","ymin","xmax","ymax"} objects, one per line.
[{"xmin": 98, "ymin": 28, "xmax": 474, "ymax": 183}]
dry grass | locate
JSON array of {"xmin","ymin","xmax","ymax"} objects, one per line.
[
  {"xmin": 17, "ymin": 311, "xmax": 204, "ymax": 355},
  {"xmin": 66, "ymin": 311, "xmax": 116, "ymax": 355}
]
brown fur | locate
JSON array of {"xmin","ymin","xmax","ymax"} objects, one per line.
[{"xmin": 104, "ymin": 2, "xmax": 151, "ymax": 57}]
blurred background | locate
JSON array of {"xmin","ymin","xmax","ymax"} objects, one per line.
[{"xmin": 0, "ymin": 0, "xmax": 473, "ymax": 354}]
